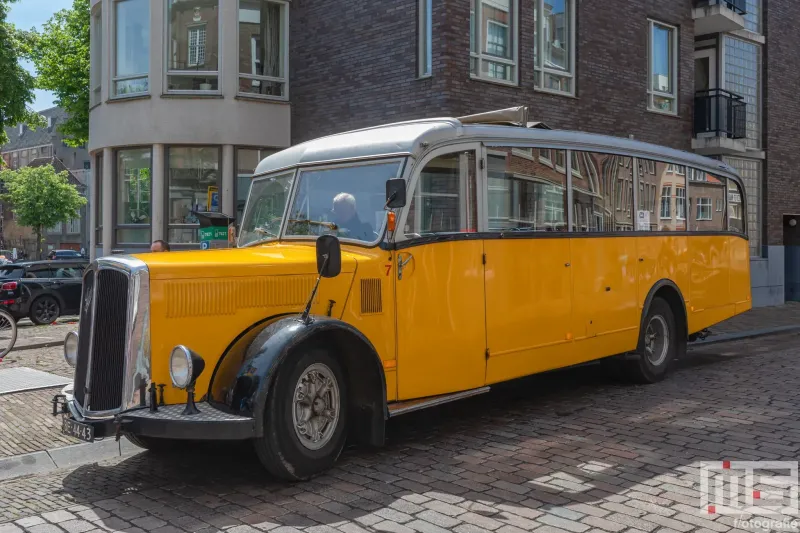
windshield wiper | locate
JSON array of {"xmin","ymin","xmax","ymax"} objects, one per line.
[{"xmin": 286, "ymin": 218, "xmax": 339, "ymax": 230}]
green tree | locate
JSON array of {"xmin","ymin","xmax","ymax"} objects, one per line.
[
  {"xmin": 0, "ymin": 165, "xmax": 87, "ymax": 258},
  {"xmin": 0, "ymin": 0, "xmax": 44, "ymax": 146},
  {"xmin": 22, "ymin": 0, "xmax": 89, "ymax": 147}
]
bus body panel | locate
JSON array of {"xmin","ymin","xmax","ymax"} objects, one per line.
[
  {"xmin": 730, "ymin": 236, "xmax": 753, "ymax": 313},
  {"xmin": 484, "ymin": 238, "xmax": 573, "ymax": 383},
  {"xmin": 688, "ymin": 235, "xmax": 733, "ymax": 333},
  {"xmin": 395, "ymin": 240, "xmax": 487, "ymax": 400},
  {"xmin": 636, "ymin": 234, "xmax": 691, "ymax": 316}
]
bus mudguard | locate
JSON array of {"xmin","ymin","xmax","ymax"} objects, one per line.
[{"xmin": 208, "ymin": 315, "xmax": 387, "ymax": 446}]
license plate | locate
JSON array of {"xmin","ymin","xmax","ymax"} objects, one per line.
[{"xmin": 62, "ymin": 417, "xmax": 94, "ymax": 442}]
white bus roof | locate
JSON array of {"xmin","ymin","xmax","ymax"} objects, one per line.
[{"xmin": 255, "ymin": 117, "xmax": 741, "ymax": 184}]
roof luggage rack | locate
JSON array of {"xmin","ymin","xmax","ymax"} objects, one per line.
[{"xmin": 457, "ymin": 106, "xmax": 551, "ymax": 129}]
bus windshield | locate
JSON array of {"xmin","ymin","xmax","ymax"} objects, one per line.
[{"xmin": 239, "ymin": 159, "xmax": 403, "ymax": 247}]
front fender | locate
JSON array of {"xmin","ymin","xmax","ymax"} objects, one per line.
[{"xmin": 208, "ymin": 315, "xmax": 387, "ymax": 445}]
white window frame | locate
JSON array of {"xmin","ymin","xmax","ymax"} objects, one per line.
[
  {"xmin": 187, "ymin": 25, "xmax": 207, "ymax": 68},
  {"xmin": 90, "ymin": 5, "xmax": 103, "ymax": 107},
  {"xmin": 696, "ymin": 197, "xmax": 712, "ymax": 220},
  {"xmin": 659, "ymin": 186, "xmax": 671, "ymax": 219},
  {"xmin": 165, "ymin": 0, "xmax": 223, "ymax": 94},
  {"xmin": 533, "ymin": 0, "xmax": 576, "ymax": 96},
  {"xmin": 237, "ymin": 0, "xmax": 290, "ymax": 101},
  {"xmin": 647, "ymin": 19, "xmax": 678, "ymax": 115},
  {"xmin": 111, "ymin": 0, "xmax": 150, "ymax": 99},
  {"xmin": 67, "ymin": 218, "xmax": 81, "ymax": 235},
  {"xmin": 676, "ymin": 186, "xmax": 686, "ymax": 220},
  {"xmin": 419, "ymin": 0, "xmax": 432, "ymax": 77},
  {"xmin": 470, "ymin": 0, "xmax": 519, "ymax": 86}
]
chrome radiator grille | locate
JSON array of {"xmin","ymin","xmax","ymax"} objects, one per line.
[{"xmin": 73, "ymin": 265, "xmax": 133, "ymax": 413}]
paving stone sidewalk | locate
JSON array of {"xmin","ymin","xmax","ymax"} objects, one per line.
[
  {"xmin": 707, "ymin": 301, "xmax": 800, "ymax": 335},
  {"xmin": 2, "ymin": 331, "xmax": 800, "ymax": 532}
]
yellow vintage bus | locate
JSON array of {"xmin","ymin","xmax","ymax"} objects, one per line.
[{"xmin": 56, "ymin": 107, "xmax": 751, "ymax": 480}]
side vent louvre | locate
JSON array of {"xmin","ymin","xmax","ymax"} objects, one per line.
[{"xmin": 360, "ymin": 278, "xmax": 383, "ymax": 315}]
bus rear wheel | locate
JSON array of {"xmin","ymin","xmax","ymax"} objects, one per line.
[
  {"xmin": 254, "ymin": 347, "xmax": 348, "ymax": 481},
  {"xmin": 626, "ymin": 297, "xmax": 676, "ymax": 384}
]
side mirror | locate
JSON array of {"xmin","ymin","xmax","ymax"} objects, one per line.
[
  {"xmin": 316, "ymin": 235, "xmax": 341, "ymax": 278},
  {"xmin": 385, "ymin": 179, "xmax": 407, "ymax": 209}
]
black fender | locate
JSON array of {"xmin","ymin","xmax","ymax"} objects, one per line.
[
  {"xmin": 208, "ymin": 315, "xmax": 387, "ymax": 447},
  {"xmin": 640, "ymin": 279, "xmax": 688, "ymax": 355}
]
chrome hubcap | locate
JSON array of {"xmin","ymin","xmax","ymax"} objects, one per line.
[
  {"xmin": 292, "ymin": 363, "xmax": 340, "ymax": 450},
  {"xmin": 644, "ymin": 315, "xmax": 669, "ymax": 366}
]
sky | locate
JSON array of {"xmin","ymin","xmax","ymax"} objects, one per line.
[{"xmin": 8, "ymin": 0, "xmax": 73, "ymax": 111}]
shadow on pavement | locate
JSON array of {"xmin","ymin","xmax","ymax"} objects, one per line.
[{"xmin": 56, "ymin": 344, "xmax": 799, "ymax": 530}]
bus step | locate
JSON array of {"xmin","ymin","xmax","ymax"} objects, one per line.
[{"xmin": 388, "ymin": 387, "xmax": 491, "ymax": 417}]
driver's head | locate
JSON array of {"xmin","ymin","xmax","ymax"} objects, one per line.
[{"xmin": 332, "ymin": 193, "xmax": 357, "ymax": 224}]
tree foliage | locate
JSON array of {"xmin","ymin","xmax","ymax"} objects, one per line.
[
  {"xmin": 0, "ymin": 165, "xmax": 87, "ymax": 258},
  {"xmin": 22, "ymin": 0, "xmax": 89, "ymax": 147},
  {"xmin": 0, "ymin": 0, "xmax": 44, "ymax": 146}
]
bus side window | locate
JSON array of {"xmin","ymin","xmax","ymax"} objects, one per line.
[
  {"xmin": 728, "ymin": 179, "xmax": 745, "ymax": 234},
  {"xmin": 571, "ymin": 151, "xmax": 633, "ymax": 232},
  {"xmin": 484, "ymin": 147, "xmax": 567, "ymax": 232},
  {"xmin": 405, "ymin": 151, "xmax": 477, "ymax": 237},
  {"xmin": 688, "ymin": 168, "xmax": 725, "ymax": 232},
  {"xmin": 638, "ymin": 160, "xmax": 686, "ymax": 232}
]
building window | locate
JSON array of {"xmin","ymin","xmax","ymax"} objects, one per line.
[
  {"xmin": 724, "ymin": 36, "xmax": 761, "ymax": 149},
  {"xmin": 723, "ymin": 156, "xmax": 761, "ymax": 257},
  {"xmin": 91, "ymin": 6, "xmax": 102, "ymax": 106},
  {"xmin": 168, "ymin": 146, "xmax": 220, "ymax": 244},
  {"xmin": 48, "ymin": 222, "xmax": 63, "ymax": 235},
  {"xmin": 236, "ymin": 148, "xmax": 278, "ymax": 222},
  {"xmin": 533, "ymin": 0, "xmax": 574, "ymax": 95},
  {"xmin": 67, "ymin": 218, "xmax": 81, "ymax": 234},
  {"xmin": 167, "ymin": 0, "xmax": 220, "ymax": 92},
  {"xmin": 647, "ymin": 20, "xmax": 677, "ymax": 114},
  {"xmin": 419, "ymin": 0, "xmax": 432, "ymax": 77},
  {"xmin": 696, "ymin": 198, "xmax": 712, "ymax": 220},
  {"xmin": 96, "ymin": 153, "xmax": 103, "ymax": 245},
  {"xmin": 113, "ymin": 0, "xmax": 150, "ymax": 96},
  {"xmin": 744, "ymin": 0, "xmax": 761, "ymax": 34},
  {"xmin": 238, "ymin": 0, "xmax": 289, "ymax": 98},
  {"xmin": 470, "ymin": 0, "xmax": 518, "ymax": 84},
  {"xmin": 116, "ymin": 148, "xmax": 151, "ymax": 244}
]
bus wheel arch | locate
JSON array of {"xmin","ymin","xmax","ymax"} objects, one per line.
[
  {"xmin": 625, "ymin": 280, "xmax": 687, "ymax": 384},
  {"xmin": 252, "ymin": 320, "xmax": 387, "ymax": 481}
]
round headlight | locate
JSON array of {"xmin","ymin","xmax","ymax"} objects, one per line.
[
  {"xmin": 169, "ymin": 346, "xmax": 193, "ymax": 389},
  {"xmin": 64, "ymin": 331, "xmax": 79, "ymax": 368}
]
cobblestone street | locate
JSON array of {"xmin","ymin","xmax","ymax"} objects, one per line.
[{"xmin": 2, "ymin": 325, "xmax": 800, "ymax": 532}]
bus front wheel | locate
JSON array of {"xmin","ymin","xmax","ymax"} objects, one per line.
[
  {"xmin": 626, "ymin": 297, "xmax": 677, "ymax": 384},
  {"xmin": 254, "ymin": 347, "xmax": 348, "ymax": 481}
]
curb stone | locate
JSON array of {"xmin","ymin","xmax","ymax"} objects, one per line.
[
  {"xmin": 691, "ymin": 324, "xmax": 800, "ymax": 346},
  {"xmin": 0, "ymin": 438, "xmax": 142, "ymax": 481}
]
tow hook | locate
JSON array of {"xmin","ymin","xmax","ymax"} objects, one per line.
[
  {"xmin": 51, "ymin": 394, "xmax": 67, "ymax": 416},
  {"xmin": 689, "ymin": 329, "xmax": 711, "ymax": 343}
]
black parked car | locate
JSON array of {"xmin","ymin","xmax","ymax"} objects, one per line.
[
  {"xmin": 0, "ymin": 260, "xmax": 87, "ymax": 324},
  {"xmin": 48, "ymin": 249, "xmax": 84, "ymax": 260}
]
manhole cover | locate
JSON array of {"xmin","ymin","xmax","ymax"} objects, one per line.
[{"xmin": 0, "ymin": 367, "xmax": 72, "ymax": 395}]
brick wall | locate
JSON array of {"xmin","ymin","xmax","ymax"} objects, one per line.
[
  {"xmin": 763, "ymin": 0, "xmax": 800, "ymax": 246},
  {"xmin": 291, "ymin": 0, "xmax": 695, "ymax": 151}
]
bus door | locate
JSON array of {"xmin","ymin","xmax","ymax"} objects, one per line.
[
  {"xmin": 481, "ymin": 146, "xmax": 574, "ymax": 383},
  {"xmin": 394, "ymin": 145, "xmax": 488, "ymax": 400}
]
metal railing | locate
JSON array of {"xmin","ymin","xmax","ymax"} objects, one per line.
[
  {"xmin": 694, "ymin": 0, "xmax": 747, "ymax": 15},
  {"xmin": 694, "ymin": 88, "xmax": 747, "ymax": 139}
]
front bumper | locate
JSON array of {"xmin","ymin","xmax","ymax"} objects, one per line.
[{"xmin": 59, "ymin": 387, "xmax": 255, "ymax": 441}]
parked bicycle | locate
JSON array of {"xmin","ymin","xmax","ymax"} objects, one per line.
[{"xmin": 0, "ymin": 308, "xmax": 17, "ymax": 359}]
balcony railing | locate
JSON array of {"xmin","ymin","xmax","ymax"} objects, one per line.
[
  {"xmin": 694, "ymin": 0, "xmax": 747, "ymax": 15},
  {"xmin": 694, "ymin": 89, "xmax": 747, "ymax": 139}
]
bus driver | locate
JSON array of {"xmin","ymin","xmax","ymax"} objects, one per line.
[{"xmin": 332, "ymin": 193, "xmax": 373, "ymax": 241}]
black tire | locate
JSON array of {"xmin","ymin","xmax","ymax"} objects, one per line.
[
  {"xmin": 625, "ymin": 297, "xmax": 677, "ymax": 384},
  {"xmin": 30, "ymin": 296, "xmax": 60, "ymax": 325},
  {"xmin": 254, "ymin": 347, "xmax": 348, "ymax": 481},
  {"xmin": 124, "ymin": 434, "xmax": 182, "ymax": 452}
]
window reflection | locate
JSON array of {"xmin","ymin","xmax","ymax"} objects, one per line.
[
  {"xmin": 638, "ymin": 160, "xmax": 686, "ymax": 231},
  {"xmin": 688, "ymin": 169, "xmax": 726, "ymax": 231},
  {"xmin": 571, "ymin": 152, "xmax": 633, "ymax": 232},
  {"xmin": 486, "ymin": 147, "xmax": 567, "ymax": 232}
]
